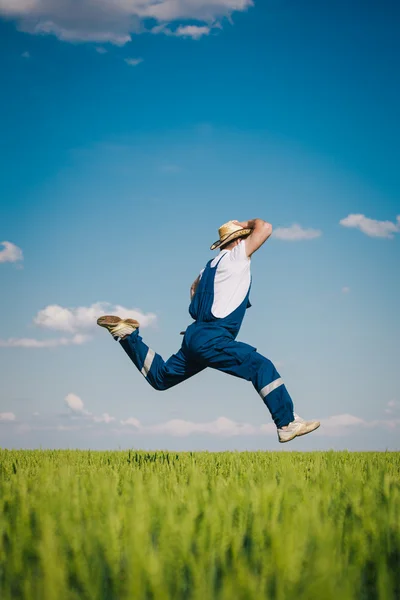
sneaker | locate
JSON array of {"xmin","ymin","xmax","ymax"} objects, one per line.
[
  {"xmin": 278, "ymin": 414, "xmax": 320, "ymax": 443},
  {"xmin": 97, "ymin": 315, "xmax": 139, "ymax": 340},
  {"xmin": 294, "ymin": 413, "xmax": 321, "ymax": 434}
]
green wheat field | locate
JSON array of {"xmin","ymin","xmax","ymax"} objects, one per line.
[{"xmin": 1, "ymin": 450, "xmax": 399, "ymax": 600}]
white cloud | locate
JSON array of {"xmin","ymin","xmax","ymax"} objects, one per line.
[
  {"xmin": 152, "ymin": 416, "xmax": 259, "ymax": 436},
  {"xmin": 121, "ymin": 417, "xmax": 141, "ymax": 427},
  {"xmin": 93, "ymin": 413, "xmax": 116, "ymax": 424},
  {"xmin": 339, "ymin": 214, "xmax": 400, "ymax": 239},
  {"xmin": 34, "ymin": 302, "xmax": 156, "ymax": 333},
  {"xmin": 64, "ymin": 394, "xmax": 116, "ymax": 424},
  {"xmin": 121, "ymin": 416, "xmax": 268, "ymax": 437},
  {"xmin": 56, "ymin": 424, "xmax": 83, "ymax": 431},
  {"xmin": 0, "ymin": 334, "xmax": 89, "ymax": 348},
  {"xmin": 318, "ymin": 413, "xmax": 400, "ymax": 435},
  {"xmin": 0, "ymin": 412, "xmax": 16, "ymax": 422},
  {"xmin": 0, "ymin": 303, "xmax": 154, "ymax": 350},
  {"xmin": 385, "ymin": 400, "xmax": 400, "ymax": 415},
  {"xmin": 95, "ymin": 46, "xmax": 107, "ymax": 54},
  {"xmin": 24, "ymin": 19, "xmax": 132, "ymax": 45},
  {"xmin": 341, "ymin": 287, "xmax": 350, "ymax": 294},
  {"xmin": 151, "ymin": 23, "xmax": 214, "ymax": 39},
  {"xmin": 0, "ymin": 0, "xmax": 36, "ymax": 14},
  {"xmin": 260, "ymin": 423, "xmax": 276, "ymax": 434},
  {"xmin": 321, "ymin": 414, "xmax": 365, "ymax": 428},
  {"xmin": 34, "ymin": 303, "xmax": 104, "ymax": 332},
  {"xmin": 142, "ymin": 0, "xmax": 253, "ymax": 21},
  {"xmin": 273, "ymin": 224, "xmax": 322, "ymax": 241},
  {"xmin": 0, "ymin": 241, "xmax": 23, "ymax": 263},
  {"xmin": 124, "ymin": 57, "xmax": 143, "ymax": 66},
  {"xmin": 22, "ymin": 50, "xmax": 30, "ymax": 58},
  {"xmin": 120, "ymin": 415, "xmax": 362, "ymax": 438},
  {"xmin": 172, "ymin": 25, "xmax": 211, "ymax": 39},
  {"xmin": 9, "ymin": 405, "xmax": 400, "ymax": 441},
  {"xmin": 65, "ymin": 393, "xmax": 85, "ymax": 413},
  {"xmin": 0, "ymin": 0, "xmax": 253, "ymax": 45},
  {"xmin": 117, "ymin": 412, "xmax": 400, "ymax": 438}
]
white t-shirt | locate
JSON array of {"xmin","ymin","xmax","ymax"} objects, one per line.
[{"xmin": 202, "ymin": 240, "xmax": 251, "ymax": 318}]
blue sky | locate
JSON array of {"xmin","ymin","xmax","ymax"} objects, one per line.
[{"xmin": 0, "ymin": 0, "xmax": 399, "ymax": 451}]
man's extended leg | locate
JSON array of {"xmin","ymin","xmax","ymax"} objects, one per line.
[
  {"xmin": 197, "ymin": 339, "xmax": 294, "ymax": 428},
  {"xmin": 120, "ymin": 330, "xmax": 205, "ymax": 391},
  {"xmin": 245, "ymin": 351, "xmax": 295, "ymax": 428},
  {"xmin": 200, "ymin": 340, "xmax": 319, "ymax": 440}
]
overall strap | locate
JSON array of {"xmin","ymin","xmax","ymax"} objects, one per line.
[{"xmin": 211, "ymin": 252, "xmax": 229, "ymax": 270}]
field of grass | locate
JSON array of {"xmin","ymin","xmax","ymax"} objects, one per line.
[{"xmin": 0, "ymin": 450, "xmax": 399, "ymax": 599}]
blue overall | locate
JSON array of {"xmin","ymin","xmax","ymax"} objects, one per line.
[{"xmin": 120, "ymin": 253, "xmax": 294, "ymax": 427}]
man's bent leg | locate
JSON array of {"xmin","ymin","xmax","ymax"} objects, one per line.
[{"xmin": 120, "ymin": 330, "xmax": 205, "ymax": 391}]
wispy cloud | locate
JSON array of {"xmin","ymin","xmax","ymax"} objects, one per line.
[
  {"xmin": 21, "ymin": 50, "xmax": 30, "ymax": 58},
  {"xmin": 121, "ymin": 416, "xmax": 273, "ymax": 436},
  {"xmin": 64, "ymin": 394, "xmax": 115, "ymax": 424},
  {"xmin": 340, "ymin": 214, "xmax": 400, "ymax": 238},
  {"xmin": 0, "ymin": 334, "xmax": 89, "ymax": 348},
  {"xmin": 341, "ymin": 287, "xmax": 350, "ymax": 294},
  {"xmin": 93, "ymin": 413, "xmax": 116, "ymax": 424},
  {"xmin": 0, "ymin": 241, "xmax": 23, "ymax": 264},
  {"xmin": 121, "ymin": 417, "xmax": 141, "ymax": 427},
  {"xmin": 9, "ymin": 400, "xmax": 400, "ymax": 440},
  {"xmin": 153, "ymin": 24, "xmax": 211, "ymax": 39},
  {"xmin": 118, "ymin": 412, "xmax": 400, "ymax": 438},
  {"xmin": 319, "ymin": 413, "xmax": 400, "ymax": 435},
  {"xmin": 95, "ymin": 46, "xmax": 107, "ymax": 54},
  {"xmin": 0, "ymin": 412, "xmax": 16, "ymax": 422},
  {"xmin": 174, "ymin": 25, "xmax": 211, "ymax": 39},
  {"xmin": 0, "ymin": 0, "xmax": 253, "ymax": 45},
  {"xmin": 320, "ymin": 414, "xmax": 365, "ymax": 428},
  {"xmin": 273, "ymin": 224, "xmax": 322, "ymax": 241},
  {"xmin": 385, "ymin": 400, "xmax": 400, "ymax": 415},
  {"xmin": 124, "ymin": 57, "xmax": 143, "ymax": 67}
]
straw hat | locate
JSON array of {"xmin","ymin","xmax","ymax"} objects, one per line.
[{"xmin": 210, "ymin": 221, "xmax": 252, "ymax": 251}]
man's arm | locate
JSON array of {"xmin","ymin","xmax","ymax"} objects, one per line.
[
  {"xmin": 234, "ymin": 219, "xmax": 273, "ymax": 257},
  {"xmin": 190, "ymin": 275, "xmax": 201, "ymax": 299}
]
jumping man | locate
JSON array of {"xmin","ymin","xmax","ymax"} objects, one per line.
[{"xmin": 97, "ymin": 219, "xmax": 320, "ymax": 443}]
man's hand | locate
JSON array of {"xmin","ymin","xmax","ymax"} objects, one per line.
[
  {"xmin": 233, "ymin": 219, "xmax": 273, "ymax": 257},
  {"xmin": 233, "ymin": 220, "xmax": 250, "ymax": 229}
]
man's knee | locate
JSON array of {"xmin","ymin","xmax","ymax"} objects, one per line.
[
  {"xmin": 250, "ymin": 352, "xmax": 275, "ymax": 372},
  {"xmin": 148, "ymin": 370, "xmax": 179, "ymax": 391},
  {"xmin": 148, "ymin": 377, "xmax": 168, "ymax": 392}
]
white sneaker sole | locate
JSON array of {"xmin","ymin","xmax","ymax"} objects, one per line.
[
  {"xmin": 297, "ymin": 421, "xmax": 320, "ymax": 437},
  {"xmin": 97, "ymin": 315, "xmax": 139, "ymax": 338},
  {"xmin": 279, "ymin": 421, "xmax": 320, "ymax": 443}
]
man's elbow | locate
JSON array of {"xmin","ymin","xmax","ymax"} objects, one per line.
[{"xmin": 261, "ymin": 221, "xmax": 273, "ymax": 237}]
